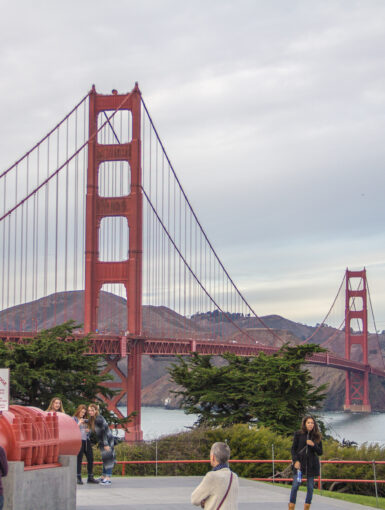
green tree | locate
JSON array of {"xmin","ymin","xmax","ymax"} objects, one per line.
[
  {"xmin": 169, "ymin": 343, "xmax": 327, "ymax": 434},
  {"xmin": 0, "ymin": 321, "xmax": 131, "ymax": 428}
]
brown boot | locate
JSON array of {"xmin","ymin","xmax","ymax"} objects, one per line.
[
  {"xmin": 288, "ymin": 504, "xmax": 295, "ymax": 510},
  {"xmin": 304, "ymin": 504, "xmax": 311, "ymax": 510}
]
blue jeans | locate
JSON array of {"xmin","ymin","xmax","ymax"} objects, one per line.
[
  {"xmin": 102, "ymin": 467, "xmax": 112, "ymax": 476},
  {"xmin": 290, "ymin": 476, "xmax": 314, "ymax": 504},
  {"xmin": 0, "ymin": 494, "xmax": 4, "ymax": 510}
]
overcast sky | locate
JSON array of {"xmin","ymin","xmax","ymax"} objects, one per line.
[{"xmin": 1, "ymin": 0, "xmax": 385, "ymax": 327}]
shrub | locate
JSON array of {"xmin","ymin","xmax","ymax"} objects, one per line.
[{"xmin": 86, "ymin": 425, "xmax": 385, "ymax": 497}]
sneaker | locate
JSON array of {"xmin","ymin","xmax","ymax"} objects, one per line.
[
  {"xmin": 77, "ymin": 477, "xmax": 84, "ymax": 485},
  {"xmin": 87, "ymin": 477, "xmax": 99, "ymax": 484},
  {"xmin": 100, "ymin": 479, "xmax": 111, "ymax": 486}
]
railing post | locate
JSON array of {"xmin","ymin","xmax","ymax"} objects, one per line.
[
  {"xmin": 319, "ymin": 458, "xmax": 322, "ymax": 494},
  {"xmin": 272, "ymin": 444, "xmax": 275, "ymax": 484},
  {"xmin": 155, "ymin": 440, "xmax": 158, "ymax": 477},
  {"xmin": 372, "ymin": 460, "xmax": 379, "ymax": 508}
]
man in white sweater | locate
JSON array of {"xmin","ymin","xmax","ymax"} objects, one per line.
[{"xmin": 191, "ymin": 442, "xmax": 239, "ymax": 510}]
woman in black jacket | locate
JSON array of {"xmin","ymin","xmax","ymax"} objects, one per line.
[{"xmin": 289, "ymin": 415, "xmax": 323, "ymax": 510}]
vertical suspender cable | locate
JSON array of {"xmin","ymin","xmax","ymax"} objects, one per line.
[
  {"xmin": 173, "ymin": 177, "xmax": 176, "ymax": 316},
  {"xmin": 82, "ymin": 98, "xmax": 88, "ymax": 326},
  {"xmin": 43, "ymin": 137, "xmax": 49, "ymax": 328},
  {"xmin": 74, "ymin": 109, "xmax": 79, "ymax": 323},
  {"xmin": 74, "ymin": 109, "xmax": 79, "ymax": 297},
  {"xmin": 64, "ymin": 118, "xmax": 69, "ymax": 322},
  {"xmin": 1, "ymin": 176, "xmax": 6, "ymax": 316},
  {"xmin": 24, "ymin": 157, "xmax": 29, "ymax": 327},
  {"xmin": 183, "ymin": 196, "xmax": 187, "ymax": 331},
  {"xmin": 54, "ymin": 127, "xmax": 59, "ymax": 327},
  {"xmin": 161, "ymin": 151, "xmax": 165, "ymax": 338},
  {"xmin": 6, "ymin": 212, "xmax": 11, "ymax": 329},
  {"xmin": 167, "ymin": 160, "xmax": 171, "ymax": 335},
  {"xmin": 13, "ymin": 167, "xmax": 18, "ymax": 314},
  {"xmin": 20, "ymin": 201, "xmax": 24, "ymax": 328}
]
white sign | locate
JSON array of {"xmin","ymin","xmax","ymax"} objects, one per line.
[{"xmin": 0, "ymin": 369, "xmax": 10, "ymax": 412}]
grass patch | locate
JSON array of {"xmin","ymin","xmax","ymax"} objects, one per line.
[{"xmin": 266, "ymin": 482, "xmax": 385, "ymax": 508}]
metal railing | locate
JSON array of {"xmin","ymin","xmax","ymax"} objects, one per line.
[{"xmin": 85, "ymin": 458, "xmax": 385, "ymax": 484}]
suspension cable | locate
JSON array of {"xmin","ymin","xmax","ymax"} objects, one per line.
[
  {"xmin": 302, "ymin": 273, "xmax": 346, "ymax": 344},
  {"xmin": 367, "ymin": 278, "xmax": 385, "ymax": 369},
  {"xmin": 0, "ymin": 93, "xmax": 89, "ymax": 180},
  {"xmin": 141, "ymin": 97, "xmax": 284, "ymax": 343},
  {"xmin": 0, "ymin": 91, "xmax": 133, "ymax": 223},
  {"xmin": 141, "ymin": 185, "xmax": 282, "ymax": 345}
]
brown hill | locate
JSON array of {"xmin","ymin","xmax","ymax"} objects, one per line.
[{"xmin": 1, "ymin": 291, "xmax": 385, "ymax": 411}]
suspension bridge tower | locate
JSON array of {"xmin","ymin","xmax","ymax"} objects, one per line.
[
  {"xmin": 84, "ymin": 84, "xmax": 143, "ymax": 440},
  {"xmin": 344, "ymin": 269, "xmax": 371, "ymax": 412}
]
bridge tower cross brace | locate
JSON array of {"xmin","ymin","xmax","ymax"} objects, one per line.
[
  {"xmin": 343, "ymin": 269, "xmax": 371, "ymax": 412},
  {"xmin": 84, "ymin": 85, "xmax": 143, "ymax": 441}
]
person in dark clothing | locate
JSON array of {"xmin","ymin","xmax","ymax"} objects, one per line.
[
  {"xmin": 289, "ymin": 415, "xmax": 323, "ymax": 510},
  {"xmin": 73, "ymin": 405, "xmax": 98, "ymax": 485},
  {"xmin": 0, "ymin": 445, "xmax": 8, "ymax": 510}
]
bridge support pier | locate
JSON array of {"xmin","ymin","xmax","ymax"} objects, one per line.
[
  {"xmin": 125, "ymin": 340, "xmax": 143, "ymax": 441},
  {"xmin": 343, "ymin": 269, "xmax": 371, "ymax": 413},
  {"xmin": 100, "ymin": 341, "xmax": 143, "ymax": 442},
  {"xmin": 344, "ymin": 370, "xmax": 371, "ymax": 412}
]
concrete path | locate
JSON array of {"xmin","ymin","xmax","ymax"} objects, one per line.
[{"xmin": 76, "ymin": 476, "xmax": 376, "ymax": 509}]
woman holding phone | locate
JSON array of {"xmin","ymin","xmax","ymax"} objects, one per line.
[
  {"xmin": 73, "ymin": 405, "xmax": 98, "ymax": 485},
  {"xmin": 289, "ymin": 415, "xmax": 323, "ymax": 510}
]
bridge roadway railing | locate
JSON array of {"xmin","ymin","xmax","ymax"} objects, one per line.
[{"xmin": 1, "ymin": 331, "xmax": 383, "ymax": 377}]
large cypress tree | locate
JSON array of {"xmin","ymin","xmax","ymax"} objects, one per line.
[
  {"xmin": 0, "ymin": 321, "xmax": 126, "ymax": 426},
  {"xmin": 169, "ymin": 344, "xmax": 327, "ymax": 434}
]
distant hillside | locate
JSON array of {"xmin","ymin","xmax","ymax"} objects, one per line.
[{"xmin": 1, "ymin": 291, "xmax": 385, "ymax": 411}]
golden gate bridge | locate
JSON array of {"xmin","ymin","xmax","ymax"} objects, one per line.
[{"xmin": 0, "ymin": 84, "xmax": 384, "ymax": 441}]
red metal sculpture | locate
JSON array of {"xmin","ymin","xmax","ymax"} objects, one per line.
[{"xmin": 0, "ymin": 406, "xmax": 80, "ymax": 468}]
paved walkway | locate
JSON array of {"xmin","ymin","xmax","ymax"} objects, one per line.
[{"xmin": 76, "ymin": 476, "xmax": 376, "ymax": 509}]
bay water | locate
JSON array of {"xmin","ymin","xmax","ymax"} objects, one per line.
[{"xmin": 121, "ymin": 407, "xmax": 385, "ymax": 445}]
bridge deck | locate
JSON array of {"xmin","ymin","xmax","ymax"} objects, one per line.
[
  {"xmin": 76, "ymin": 476, "xmax": 375, "ymax": 509},
  {"xmin": 1, "ymin": 331, "xmax": 383, "ymax": 377}
]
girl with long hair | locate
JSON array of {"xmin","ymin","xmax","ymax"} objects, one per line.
[
  {"xmin": 46, "ymin": 397, "xmax": 65, "ymax": 413},
  {"xmin": 88, "ymin": 404, "xmax": 116, "ymax": 486},
  {"xmin": 289, "ymin": 415, "xmax": 323, "ymax": 510},
  {"xmin": 73, "ymin": 405, "xmax": 98, "ymax": 485}
]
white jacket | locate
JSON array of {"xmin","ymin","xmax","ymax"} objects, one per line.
[{"xmin": 191, "ymin": 468, "xmax": 239, "ymax": 510}]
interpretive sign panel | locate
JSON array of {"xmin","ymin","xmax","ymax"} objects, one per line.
[{"xmin": 0, "ymin": 369, "xmax": 10, "ymax": 411}]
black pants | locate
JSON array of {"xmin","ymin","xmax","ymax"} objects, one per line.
[{"xmin": 77, "ymin": 439, "xmax": 94, "ymax": 476}]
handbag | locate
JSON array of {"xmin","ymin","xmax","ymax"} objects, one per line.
[
  {"xmin": 291, "ymin": 445, "xmax": 307, "ymax": 473},
  {"xmin": 216, "ymin": 471, "xmax": 233, "ymax": 510}
]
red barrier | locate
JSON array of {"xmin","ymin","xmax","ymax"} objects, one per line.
[
  {"xmin": 84, "ymin": 458, "xmax": 385, "ymax": 485},
  {"xmin": 0, "ymin": 405, "xmax": 81, "ymax": 469}
]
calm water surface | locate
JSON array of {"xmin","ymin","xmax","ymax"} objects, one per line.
[{"xmin": 124, "ymin": 407, "xmax": 385, "ymax": 444}]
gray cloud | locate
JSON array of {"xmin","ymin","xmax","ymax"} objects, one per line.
[{"xmin": 1, "ymin": 0, "xmax": 385, "ymax": 326}]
